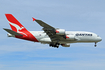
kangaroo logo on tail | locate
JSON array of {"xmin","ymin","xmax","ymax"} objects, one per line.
[
  {"xmin": 9, "ymin": 21, "xmax": 27, "ymax": 36},
  {"xmin": 5, "ymin": 14, "xmax": 28, "ymax": 36},
  {"xmin": 9, "ymin": 21, "xmax": 24, "ymax": 32}
]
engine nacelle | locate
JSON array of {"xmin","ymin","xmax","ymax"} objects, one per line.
[
  {"xmin": 55, "ymin": 29, "xmax": 65, "ymax": 35},
  {"xmin": 66, "ymin": 35, "xmax": 75, "ymax": 40},
  {"xmin": 61, "ymin": 43, "xmax": 70, "ymax": 47}
]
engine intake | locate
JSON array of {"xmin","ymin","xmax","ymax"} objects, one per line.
[
  {"xmin": 55, "ymin": 29, "xmax": 65, "ymax": 35},
  {"xmin": 66, "ymin": 35, "xmax": 75, "ymax": 40}
]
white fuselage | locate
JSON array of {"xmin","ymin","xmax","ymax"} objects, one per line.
[{"xmin": 29, "ymin": 31, "xmax": 102, "ymax": 44}]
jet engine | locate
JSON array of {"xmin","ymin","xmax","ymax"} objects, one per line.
[
  {"xmin": 55, "ymin": 29, "xmax": 65, "ymax": 35},
  {"xmin": 66, "ymin": 35, "xmax": 75, "ymax": 40}
]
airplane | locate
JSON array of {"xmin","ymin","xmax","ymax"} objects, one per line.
[{"xmin": 3, "ymin": 14, "xmax": 102, "ymax": 48}]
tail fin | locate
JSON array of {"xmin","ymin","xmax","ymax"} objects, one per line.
[
  {"xmin": 5, "ymin": 14, "xmax": 39, "ymax": 42},
  {"xmin": 5, "ymin": 14, "xmax": 27, "ymax": 32}
]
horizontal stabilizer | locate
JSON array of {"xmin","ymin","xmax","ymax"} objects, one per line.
[{"xmin": 3, "ymin": 28, "xmax": 23, "ymax": 36}]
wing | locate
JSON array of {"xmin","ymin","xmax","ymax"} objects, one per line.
[
  {"xmin": 35, "ymin": 19, "xmax": 55, "ymax": 29},
  {"xmin": 33, "ymin": 18, "xmax": 66, "ymax": 43}
]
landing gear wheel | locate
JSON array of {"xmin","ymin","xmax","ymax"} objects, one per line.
[
  {"xmin": 95, "ymin": 45, "xmax": 97, "ymax": 47},
  {"xmin": 49, "ymin": 43, "xmax": 59, "ymax": 48},
  {"xmin": 56, "ymin": 46, "xmax": 59, "ymax": 48},
  {"xmin": 94, "ymin": 42, "xmax": 97, "ymax": 47},
  {"xmin": 55, "ymin": 43, "xmax": 59, "ymax": 48}
]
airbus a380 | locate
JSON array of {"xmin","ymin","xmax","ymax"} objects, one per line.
[{"xmin": 3, "ymin": 14, "xmax": 102, "ymax": 48}]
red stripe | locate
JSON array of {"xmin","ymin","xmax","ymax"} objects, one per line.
[{"xmin": 15, "ymin": 31, "xmax": 39, "ymax": 42}]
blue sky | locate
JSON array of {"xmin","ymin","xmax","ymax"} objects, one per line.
[{"xmin": 0, "ymin": 0, "xmax": 105, "ymax": 70}]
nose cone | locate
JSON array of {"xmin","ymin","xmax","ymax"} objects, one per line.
[{"xmin": 98, "ymin": 37, "xmax": 102, "ymax": 42}]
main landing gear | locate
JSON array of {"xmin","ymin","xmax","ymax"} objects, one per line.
[{"xmin": 49, "ymin": 43, "xmax": 59, "ymax": 48}]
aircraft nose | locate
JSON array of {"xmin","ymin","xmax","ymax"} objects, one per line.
[{"xmin": 98, "ymin": 37, "xmax": 102, "ymax": 42}]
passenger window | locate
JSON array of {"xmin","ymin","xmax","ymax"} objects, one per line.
[{"xmin": 91, "ymin": 34, "xmax": 92, "ymax": 36}]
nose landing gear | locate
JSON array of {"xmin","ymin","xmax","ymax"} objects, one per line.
[{"xmin": 94, "ymin": 42, "xmax": 97, "ymax": 47}]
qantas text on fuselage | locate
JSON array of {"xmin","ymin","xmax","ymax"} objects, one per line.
[{"xmin": 3, "ymin": 14, "xmax": 102, "ymax": 48}]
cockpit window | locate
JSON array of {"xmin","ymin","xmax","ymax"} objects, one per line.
[{"xmin": 97, "ymin": 35, "xmax": 99, "ymax": 37}]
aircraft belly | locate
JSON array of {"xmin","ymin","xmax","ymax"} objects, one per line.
[{"xmin": 75, "ymin": 36, "xmax": 96, "ymax": 43}]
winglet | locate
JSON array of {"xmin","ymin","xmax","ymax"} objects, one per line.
[{"xmin": 32, "ymin": 17, "xmax": 36, "ymax": 21}]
